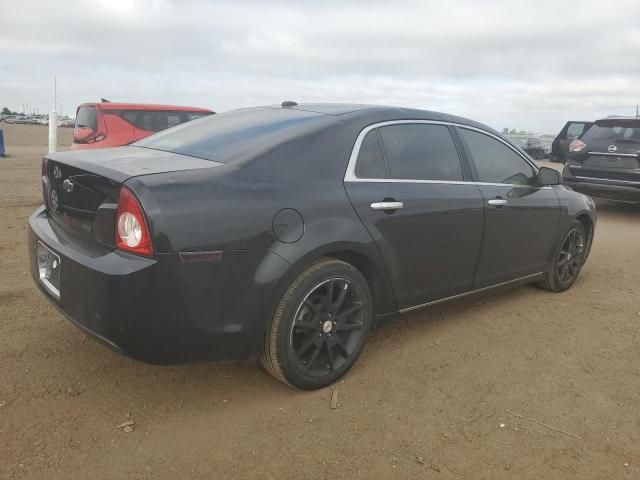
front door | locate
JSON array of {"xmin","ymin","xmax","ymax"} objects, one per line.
[
  {"xmin": 456, "ymin": 127, "xmax": 560, "ymax": 288},
  {"xmin": 345, "ymin": 123, "xmax": 485, "ymax": 309}
]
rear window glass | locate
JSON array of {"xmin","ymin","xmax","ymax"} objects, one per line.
[
  {"xmin": 581, "ymin": 122, "xmax": 640, "ymax": 144},
  {"xmin": 75, "ymin": 106, "xmax": 97, "ymax": 131},
  {"xmin": 135, "ymin": 108, "xmax": 324, "ymax": 163}
]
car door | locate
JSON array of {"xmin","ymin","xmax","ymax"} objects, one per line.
[
  {"xmin": 553, "ymin": 121, "xmax": 592, "ymax": 162},
  {"xmin": 344, "ymin": 122, "xmax": 485, "ymax": 310},
  {"xmin": 456, "ymin": 127, "xmax": 561, "ymax": 289}
]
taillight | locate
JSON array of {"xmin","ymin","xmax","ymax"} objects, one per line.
[
  {"xmin": 569, "ymin": 139, "xmax": 586, "ymax": 152},
  {"xmin": 115, "ymin": 187, "xmax": 153, "ymax": 256},
  {"xmin": 41, "ymin": 158, "xmax": 50, "ymax": 208}
]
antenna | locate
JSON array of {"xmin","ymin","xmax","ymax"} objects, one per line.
[
  {"xmin": 636, "ymin": 104, "xmax": 639, "ymax": 120},
  {"xmin": 54, "ymin": 75, "xmax": 57, "ymax": 113}
]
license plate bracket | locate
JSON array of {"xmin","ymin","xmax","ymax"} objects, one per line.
[{"xmin": 37, "ymin": 241, "xmax": 61, "ymax": 300}]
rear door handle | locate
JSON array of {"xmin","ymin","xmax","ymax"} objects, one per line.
[
  {"xmin": 487, "ymin": 198, "xmax": 507, "ymax": 207},
  {"xmin": 370, "ymin": 201, "xmax": 404, "ymax": 211}
]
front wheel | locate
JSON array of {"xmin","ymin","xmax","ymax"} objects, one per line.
[
  {"xmin": 261, "ymin": 259, "xmax": 373, "ymax": 389},
  {"xmin": 538, "ymin": 220, "xmax": 587, "ymax": 292}
]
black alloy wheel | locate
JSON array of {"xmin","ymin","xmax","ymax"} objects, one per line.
[
  {"xmin": 539, "ymin": 220, "xmax": 587, "ymax": 292},
  {"xmin": 261, "ymin": 259, "xmax": 373, "ymax": 389}
]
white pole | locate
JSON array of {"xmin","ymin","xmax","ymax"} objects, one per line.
[{"xmin": 48, "ymin": 111, "xmax": 58, "ymax": 154}]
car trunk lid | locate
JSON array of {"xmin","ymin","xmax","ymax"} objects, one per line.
[{"xmin": 42, "ymin": 146, "xmax": 222, "ymax": 247}]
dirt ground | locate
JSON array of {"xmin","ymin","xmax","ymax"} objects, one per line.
[{"xmin": 1, "ymin": 123, "xmax": 640, "ymax": 479}]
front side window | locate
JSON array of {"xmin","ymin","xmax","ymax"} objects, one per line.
[
  {"xmin": 459, "ymin": 128, "xmax": 536, "ymax": 186},
  {"xmin": 377, "ymin": 124, "xmax": 463, "ymax": 181}
]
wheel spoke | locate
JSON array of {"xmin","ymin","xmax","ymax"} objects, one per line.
[
  {"xmin": 335, "ymin": 321, "xmax": 364, "ymax": 332},
  {"xmin": 304, "ymin": 299, "xmax": 322, "ymax": 316},
  {"xmin": 295, "ymin": 318, "xmax": 317, "ymax": 331},
  {"xmin": 304, "ymin": 342, "xmax": 324, "ymax": 372},
  {"xmin": 334, "ymin": 335, "xmax": 349, "ymax": 359},
  {"xmin": 326, "ymin": 279, "xmax": 334, "ymax": 310},
  {"xmin": 296, "ymin": 333, "xmax": 318, "ymax": 359},
  {"xmin": 336, "ymin": 302, "xmax": 362, "ymax": 321},
  {"xmin": 333, "ymin": 282, "xmax": 349, "ymax": 311},
  {"xmin": 326, "ymin": 340, "xmax": 336, "ymax": 370}
]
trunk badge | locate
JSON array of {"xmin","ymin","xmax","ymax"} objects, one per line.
[
  {"xmin": 608, "ymin": 145, "xmax": 617, "ymax": 153},
  {"xmin": 62, "ymin": 179, "xmax": 74, "ymax": 193}
]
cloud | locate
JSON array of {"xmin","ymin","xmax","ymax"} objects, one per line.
[{"xmin": 1, "ymin": 0, "xmax": 639, "ymax": 132}]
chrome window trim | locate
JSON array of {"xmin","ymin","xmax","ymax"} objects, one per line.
[{"xmin": 344, "ymin": 119, "xmax": 548, "ymax": 189}]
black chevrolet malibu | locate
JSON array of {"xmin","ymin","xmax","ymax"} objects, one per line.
[{"xmin": 29, "ymin": 103, "xmax": 596, "ymax": 389}]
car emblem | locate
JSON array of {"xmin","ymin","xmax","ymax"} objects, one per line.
[
  {"xmin": 62, "ymin": 179, "xmax": 74, "ymax": 193},
  {"xmin": 608, "ymin": 144, "xmax": 617, "ymax": 153},
  {"xmin": 50, "ymin": 190, "xmax": 59, "ymax": 211},
  {"xmin": 53, "ymin": 166, "xmax": 62, "ymax": 179}
]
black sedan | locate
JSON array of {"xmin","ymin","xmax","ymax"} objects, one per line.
[{"xmin": 29, "ymin": 103, "xmax": 596, "ymax": 389}]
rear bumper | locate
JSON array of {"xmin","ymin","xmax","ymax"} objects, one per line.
[
  {"xmin": 28, "ymin": 206, "xmax": 267, "ymax": 364},
  {"xmin": 562, "ymin": 169, "xmax": 640, "ymax": 202}
]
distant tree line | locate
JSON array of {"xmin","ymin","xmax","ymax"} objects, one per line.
[{"xmin": 2, "ymin": 107, "xmax": 20, "ymax": 115}]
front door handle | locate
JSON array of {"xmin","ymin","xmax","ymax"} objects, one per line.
[
  {"xmin": 370, "ymin": 201, "xmax": 404, "ymax": 211},
  {"xmin": 487, "ymin": 198, "xmax": 508, "ymax": 207}
]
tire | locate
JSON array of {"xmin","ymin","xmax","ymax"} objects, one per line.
[
  {"xmin": 538, "ymin": 220, "xmax": 587, "ymax": 292},
  {"xmin": 261, "ymin": 258, "xmax": 373, "ymax": 389}
]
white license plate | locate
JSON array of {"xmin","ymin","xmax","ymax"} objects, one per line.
[{"xmin": 37, "ymin": 241, "xmax": 61, "ymax": 300}]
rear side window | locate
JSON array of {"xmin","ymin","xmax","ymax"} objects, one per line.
[
  {"xmin": 355, "ymin": 131, "xmax": 387, "ymax": 178},
  {"xmin": 566, "ymin": 122, "xmax": 588, "ymax": 139},
  {"xmin": 75, "ymin": 106, "xmax": 97, "ymax": 131},
  {"xmin": 377, "ymin": 124, "xmax": 463, "ymax": 181},
  {"xmin": 459, "ymin": 128, "xmax": 536, "ymax": 185},
  {"xmin": 121, "ymin": 111, "xmax": 191, "ymax": 132}
]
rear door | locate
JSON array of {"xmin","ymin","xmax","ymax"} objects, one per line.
[
  {"xmin": 552, "ymin": 121, "xmax": 592, "ymax": 162},
  {"xmin": 456, "ymin": 127, "xmax": 560, "ymax": 288},
  {"xmin": 344, "ymin": 122, "xmax": 485, "ymax": 309}
]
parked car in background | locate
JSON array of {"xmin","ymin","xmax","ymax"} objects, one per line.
[
  {"xmin": 508, "ymin": 136, "xmax": 547, "ymax": 160},
  {"xmin": 551, "ymin": 121, "xmax": 593, "ymax": 163},
  {"xmin": 29, "ymin": 103, "xmax": 596, "ymax": 389},
  {"xmin": 10, "ymin": 116, "xmax": 33, "ymax": 125},
  {"xmin": 70, "ymin": 101, "xmax": 214, "ymax": 150},
  {"xmin": 563, "ymin": 116, "xmax": 640, "ymax": 202}
]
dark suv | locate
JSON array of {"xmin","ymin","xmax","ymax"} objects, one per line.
[{"xmin": 563, "ymin": 117, "xmax": 640, "ymax": 202}]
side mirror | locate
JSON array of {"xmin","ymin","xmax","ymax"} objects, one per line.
[
  {"xmin": 538, "ymin": 166, "xmax": 561, "ymax": 186},
  {"xmin": 74, "ymin": 126, "xmax": 93, "ymax": 142}
]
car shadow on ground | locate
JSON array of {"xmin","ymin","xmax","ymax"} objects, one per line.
[{"xmin": 43, "ymin": 281, "xmax": 541, "ymax": 401}]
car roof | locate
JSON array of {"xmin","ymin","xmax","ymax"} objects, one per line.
[
  {"xmin": 77, "ymin": 102, "xmax": 213, "ymax": 113},
  {"xmin": 258, "ymin": 102, "xmax": 496, "ymax": 131}
]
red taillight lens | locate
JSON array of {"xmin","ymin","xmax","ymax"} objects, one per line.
[
  {"xmin": 569, "ymin": 139, "xmax": 586, "ymax": 152},
  {"xmin": 115, "ymin": 187, "xmax": 153, "ymax": 256}
]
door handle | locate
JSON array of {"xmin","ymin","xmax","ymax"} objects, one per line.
[
  {"xmin": 487, "ymin": 198, "xmax": 508, "ymax": 207},
  {"xmin": 370, "ymin": 201, "xmax": 404, "ymax": 211}
]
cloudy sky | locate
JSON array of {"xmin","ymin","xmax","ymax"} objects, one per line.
[{"xmin": 1, "ymin": 0, "xmax": 639, "ymax": 132}]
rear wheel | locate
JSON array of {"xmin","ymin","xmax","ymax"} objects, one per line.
[
  {"xmin": 538, "ymin": 220, "xmax": 587, "ymax": 292},
  {"xmin": 261, "ymin": 259, "xmax": 373, "ymax": 389}
]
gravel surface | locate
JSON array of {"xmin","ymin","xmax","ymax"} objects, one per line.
[{"xmin": 1, "ymin": 123, "xmax": 639, "ymax": 479}]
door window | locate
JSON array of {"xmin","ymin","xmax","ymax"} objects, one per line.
[
  {"xmin": 377, "ymin": 124, "xmax": 463, "ymax": 181},
  {"xmin": 459, "ymin": 128, "xmax": 536, "ymax": 186}
]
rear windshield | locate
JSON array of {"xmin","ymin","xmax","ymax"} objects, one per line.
[
  {"xmin": 134, "ymin": 108, "xmax": 324, "ymax": 163},
  {"xmin": 581, "ymin": 121, "xmax": 640, "ymax": 144},
  {"xmin": 75, "ymin": 106, "xmax": 97, "ymax": 131}
]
